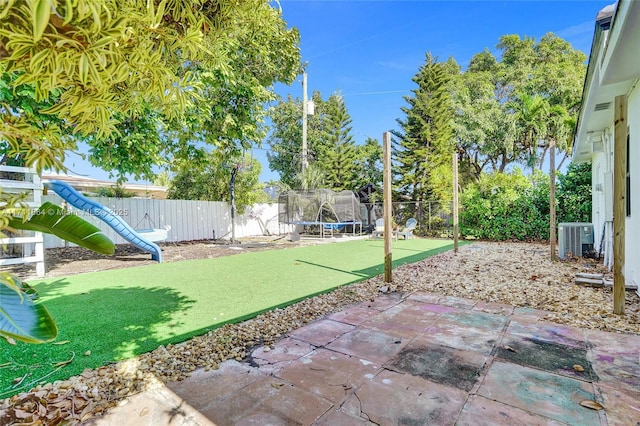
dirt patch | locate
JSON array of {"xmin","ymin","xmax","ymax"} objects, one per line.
[{"xmin": 6, "ymin": 236, "xmax": 304, "ymax": 280}]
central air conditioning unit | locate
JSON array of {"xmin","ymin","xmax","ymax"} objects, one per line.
[{"xmin": 558, "ymin": 222, "xmax": 595, "ymax": 259}]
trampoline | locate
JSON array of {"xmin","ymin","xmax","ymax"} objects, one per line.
[{"xmin": 279, "ymin": 189, "xmax": 363, "ymax": 237}]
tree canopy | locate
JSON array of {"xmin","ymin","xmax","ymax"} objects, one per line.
[
  {"xmin": 453, "ymin": 33, "xmax": 587, "ymax": 181},
  {"xmin": 267, "ymin": 90, "xmax": 382, "ymax": 192},
  {"xmin": 167, "ymin": 152, "xmax": 267, "ymax": 212},
  {"xmin": 0, "ymin": 0, "xmax": 300, "ymax": 178}
]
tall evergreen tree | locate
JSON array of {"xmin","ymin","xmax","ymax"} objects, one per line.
[
  {"xmin": 267, "ymin": 91, "xmax": 379, "ymax": 191},
  {"xmin": 392, "ymin": 53, "xmax": 455, "ymax": 218},
  {"xmin": 316, "ymin": 94, "xmax": 359, "ymax": 191}
]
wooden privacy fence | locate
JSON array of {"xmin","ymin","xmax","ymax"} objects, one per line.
[
  {"xmin": 0, "ymin": 166, "xmax": 45, "ymax": 276},
  {"xmin": 41, "ymin": 193, "xmax": 286, "ymax": 248}
]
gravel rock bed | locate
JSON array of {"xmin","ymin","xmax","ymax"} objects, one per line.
[{"xmin": 1, "ymin": 240, "xmax": 639, "ymax": 424}]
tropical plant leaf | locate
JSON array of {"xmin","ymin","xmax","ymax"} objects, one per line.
[
  {"xmin": 8, "ymin": 202, "xmax": 115, "ymax": 254},
  {"xmin": 30, "ymin": 0, "xmax": 53, "ymax": 42},
  {"xmin": 0, "ymin": 273, "xmax": 57, "ymax": 344}
]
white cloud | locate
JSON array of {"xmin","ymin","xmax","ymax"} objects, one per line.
[
  {"xmin": 556, "ymin": 20, "xmax": 594, "ymax": 39},
  {"xmin": 375, "ymin": 61, "xmax": 416, "ymax": 71}
]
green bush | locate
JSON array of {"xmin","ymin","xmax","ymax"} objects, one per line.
[
  {"xmin": 460, "ymin": 169, "xmax": 549, "ymax": 241},
  {"xmin": 460, "ymin": 164, "xmax": 592, "ymax": 242},
  {"xmin": 557, "ymin": 162, "xmax": 591, "ymax": 223}
]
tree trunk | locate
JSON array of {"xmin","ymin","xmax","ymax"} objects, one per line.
[
  {"xmin": 557, "ymin": 151, "xmax": 569, "ymax": 171},
  {"xmin": 539, "ymin": 146, "xmax": 549, "ymax": 171}
]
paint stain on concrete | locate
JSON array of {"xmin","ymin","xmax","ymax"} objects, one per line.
[
  {"xmin": 596, "ymin": 354, "xmax": 615, "ymax": 363},
  {"xmin": 497, "ymin": 337, "xmax": 598, "ymax": 382},
  {"xmin": 389, "ymin": 346, "xmax": 483, "ymax": 391}
]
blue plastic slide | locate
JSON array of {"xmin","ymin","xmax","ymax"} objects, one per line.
[{"xmin": 46, "ymin": 180, "xmax": 162, "ymax": 262}]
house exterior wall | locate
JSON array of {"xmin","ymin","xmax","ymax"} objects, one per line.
[
  {"xmin": 592, "ymin": 85, "xmax": 640, "ymax": 290},
  {"xmin": 624, "ymin": 84, "xmax": 640, "ymax": 288},
  {"xmin": 590, "ymin": 122, "xmax": 613, "ymax": 263}
]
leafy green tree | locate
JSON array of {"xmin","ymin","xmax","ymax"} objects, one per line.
[
  {"xmin": 267, "ymin": 91, "xmax": 325, "ymax": 188},
  {"xmin": 453, "ymin": 34, "xmax": 586, "ymax": 177},
  {"xmin": 94, "ymin": 184, "xmax": 135, "ymax": 198},
  {"xmin": 353, "ymin": 137, "xmax": 383, "ymax": 190},
  {"xmin": 168, "ymin": 152, "xmax": 267, "ymax": 212},
  {"xmin": 0, "ymin": 0, "xmax": 300, "ymax": 180},
  {"xmin": 557, "ymin": 162, "xmax": 591, "ymax": 223},
  {"xmin": 392, "ymin": 53, "xmax": 455, "ymax": 218},
  {"xmin": 509, "ymin": 92, "xmax": 548, "ymax": 172}
]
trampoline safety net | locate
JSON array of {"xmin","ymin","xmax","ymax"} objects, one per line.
[{"xmin": 278, "ymin": 189, "xmax": 362, "ymax": 225}]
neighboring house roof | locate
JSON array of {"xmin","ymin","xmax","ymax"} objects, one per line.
[
  {"xmin": 573, "ymin": 0, "xmax": 640, "ymax": 163},
  {"xmin": 42, "ymin": 174, "xmax": 167, "ymax": 199}
]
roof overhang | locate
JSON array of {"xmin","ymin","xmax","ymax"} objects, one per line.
[{"xmin": 573, "ymin": 0, "xmax": 640, "ymax": 163}]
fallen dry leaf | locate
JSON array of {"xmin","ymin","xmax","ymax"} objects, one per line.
[
  {"xmin": 53, "ymin": 340, "xmax": 71, "ymax": 345},
  {"xmin": 573, "ymin": 364, "xmax": 585, "ymax": 372},
  {"xmin": 580, "ymin": 400, "xmax": 605, "ymax": 410},
  {"xmin": 53, "ymin": 352, "xmax": 75, "ymax": 367}
]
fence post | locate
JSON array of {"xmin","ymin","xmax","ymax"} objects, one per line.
[
  {"xmin": 453, "ymin": 153, "xmax": 459, "ymax": 253},
  {"xmin": 383, "ymin": 132, "xmax": 393, "ymax": 283}
]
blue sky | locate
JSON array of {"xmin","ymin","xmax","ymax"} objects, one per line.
[{"xmin": 64, "ymin": 0, "xmax": 613, "ymax": 183}]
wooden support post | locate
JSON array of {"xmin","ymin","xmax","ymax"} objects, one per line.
[
  {"xmin": 383, "ymin": 132, "xmax": 393, "ymax": 283},
  {"xmin": 550, "ymin": 140, "xmax": 556, "ymax": 261},
  {"xmin": 453, "ymin": 153, "xmax": 459, "ymax": 254},
  {"xmin": 613, "ymin": 95, "xmax": 627, "ymax": 315}
]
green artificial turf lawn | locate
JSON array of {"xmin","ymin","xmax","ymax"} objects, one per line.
[{"xmin": 0, "ymin": 238, "xmax": 456, "ymax": 398}]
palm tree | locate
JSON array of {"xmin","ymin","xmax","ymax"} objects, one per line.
[{"xmin": 510, "ymin": 93, "xmax": 548, "ymax": 173}]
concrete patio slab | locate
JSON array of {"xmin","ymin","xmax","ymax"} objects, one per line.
[
  {"xmin": 288, "ymin": 319, "xmax": 355, "ymax": 346},
  {"xmin": 359, "ymin": 300, "xmax": 441, "ymax": 339},
  {"xmin": 497, "ymin": 334, "xmax": 597, "ymax": 381},
  {"xmin": 478, "ymin": 361, "xmax": 600, "ymax": 425},
  {"xmin": 325, "ymin": 328, "xmax": 408, "ymax": 365},
  {"xmin": 456, "ymin": 394, "xmax": 566, "ymax": 426},
  {"xmin": 340, "ymin": 369, "xmax": 468, "ymax": 424},
  {"xmin": 86, "ymin": 385, "xmax": 214, "ymax": 426},
  {"xmin": 386, "ymin": 342, "xmax": 489, "ymax": 391},
  {"xmin": 197, "ymin": 376, "xmax": 332, "ymax": 425},
  {"xmin": 420, "ymin": 323, "xmax": 500, "ymax": 354},
  {"xmin": 506, "ymin": 318, "xmax": 587, "ymax": 348},
  {"xmin": 326, "ymin": 305, "xmax": 382, "ymax": 326},
  {"xmin": 92, "ymin": 291, "xmax": 639, "ymax": 426},
  {"xmin": 437, "ymin": 309, "xmax": 509, "ymax": 334},
  {"xmin": 275, "ymin": 348, "xmax": 381, "ymax": 403},
  {"xmin": 594, "ymin": 384, "xmax": 640, "ymax": 426}
]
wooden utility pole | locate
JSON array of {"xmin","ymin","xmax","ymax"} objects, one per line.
[
  {"xmin": 549, "ymin": 140, "xmax": 557, "ymax": 261},
  {"xmin": 613, "ymin": 95, "xmax": 627, "ymax": 315},
  {"xmin": 301, "ymin": 71, "xmax": 309, "ymax": 174},
  {"xmin": 453, "ymin": 153, "xmax": 459, "ymax": 254},
  {"xmin": 383, "ymin": 132, "xmax": 393, "ymax": 283}
]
